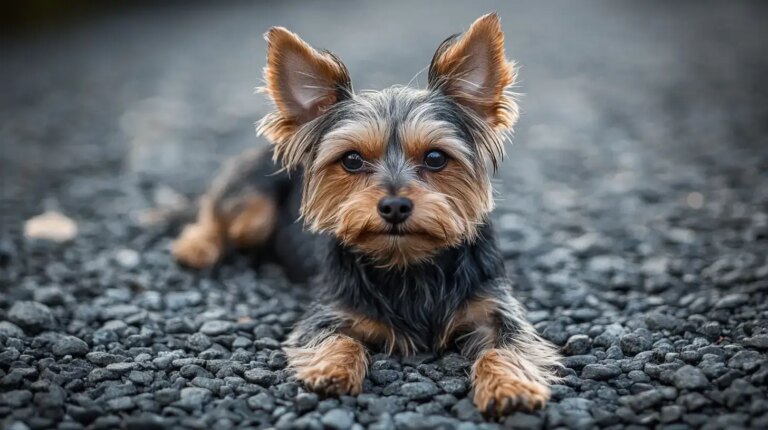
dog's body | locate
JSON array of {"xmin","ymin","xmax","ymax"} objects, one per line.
[{"xmin": 173, "ymin": 14, "xmax": 560, "ymax": 415}]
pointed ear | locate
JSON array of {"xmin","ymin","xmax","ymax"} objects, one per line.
[
  {"xmin": 428, "ymin": 13, "xmax": 518, "ymax": 130},
  {"xmin": 258, "ymin": 27, "xmax": 352, "ymax": 167}
]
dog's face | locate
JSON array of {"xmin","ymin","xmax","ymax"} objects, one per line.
[{"xmin": 259, "ymin": 14, "xmax": 518, "ymax": 267}]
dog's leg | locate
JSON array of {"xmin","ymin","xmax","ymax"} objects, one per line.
[
  {"xmin": 224, "ymin": 193, "xmax": 278, "ymax": 249},
  {"xmin": 452, "ymin": 288, "xmax": 561, "ymax": 415},
  {"xmin": 284, "ymin": 304, "xmax": 369, "ymax": 396},
  {"xmin": 172, "ymin": 197, "xmax": 225, "ymax": 268},
  {"xmin": 172, "ymin": 148, "xmax": 283, "ymax": 268}
]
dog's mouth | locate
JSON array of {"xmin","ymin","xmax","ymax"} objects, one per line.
[
  {"xmin": 383, "ymin": 225, "xmax": 407, "ymax": 236},
  {"xmin": 359, "ymin": 226, "xmax": 442, "ymax": 241}
]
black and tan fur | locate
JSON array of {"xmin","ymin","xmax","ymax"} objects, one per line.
[{"xmin": 173, "ymin": 13, "xmax": 560, "ymax": 415}]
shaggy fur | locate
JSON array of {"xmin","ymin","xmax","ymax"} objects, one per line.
[{"xmin": 174, "ymin": 13, "xmax": 561, "ymax": 415}]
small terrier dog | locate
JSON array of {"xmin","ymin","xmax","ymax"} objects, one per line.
[{"xmin": 173, "ymin": 13, "xmax": 560, "ymax": 415}]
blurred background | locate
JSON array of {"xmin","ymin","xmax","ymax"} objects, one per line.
[
  {"xmin": 1, "ymin": 0, "xmax": 767, "ymax": 245},
  {"xmin": 1, "ymin": 3, "xmax": 768, "ymax": 428}
]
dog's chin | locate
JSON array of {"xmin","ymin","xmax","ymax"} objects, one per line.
[{"xmin": 342, "ymin": 229, "xmax": 452, "ymax": 267}]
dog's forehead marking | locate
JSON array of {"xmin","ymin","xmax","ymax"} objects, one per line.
[{"xmin": 315, "ymin": 86, "xmax": 475, "ymax": 182}]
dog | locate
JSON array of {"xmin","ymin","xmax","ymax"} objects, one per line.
[{"xmin": 172, "ymin": 13, "xmax": 560, "ymax": 415}]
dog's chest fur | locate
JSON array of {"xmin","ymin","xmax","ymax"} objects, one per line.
[{"xmin": 318, "ymin": 223, "xmax": 505, "ymax": 352}]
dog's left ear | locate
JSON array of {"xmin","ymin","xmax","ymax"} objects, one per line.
[
  {"xmin": 259, "ymin": 27, "xmax": 352, "ymax": 169},
  {"xmin": 428, "ymin": 13, "xmax": 518, "ymax": 131}
]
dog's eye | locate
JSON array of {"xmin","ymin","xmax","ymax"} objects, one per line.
[
  {"xmin": 423, "ymin": 150, "xmax": 448, "ymax": 171},
  {"xmin": 341, "ymin": 151, "xmax": 365, "ymax": 172}
]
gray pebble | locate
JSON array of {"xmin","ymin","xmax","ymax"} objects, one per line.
[
  {"xmin": 8, "ymin": 301, "xmax": 55, "ymax": 333},
  {"xmin": 244, "ymin": 369, "xmax": 276, "ymax": 386},
  {"xmin": 582, "ymin": 364, "xmax": 622, "ymax": 380},
  {"xmin": 564, "ymin": 334, "xmax": 592, "ymax": 355},
  {"xmin": 322, "ymin": 408, "xmax": 354, "ymax": 430},
  {"xmin": 673, "ymin": 365, "xmax": 709, "ymax": 390},
  {"xmin": 52, "ymin": 335, "xmax": 89, "ymax": 356},
  {"xmin": 199, "ymin": 320, "xmax": 233, "ymax": 336},
  {"xmin": 185, "ymin": 333, "xmax": 212, "ymax": 352},
  {"xmin": 399, "ymin": 381, "xmax": 439, "ymax": 400}
]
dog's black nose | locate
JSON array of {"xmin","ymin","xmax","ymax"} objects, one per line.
[{"xmin": 377, "ymin": 196, "xmax": 413, "ymax": 224}]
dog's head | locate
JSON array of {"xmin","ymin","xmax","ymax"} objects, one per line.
[{"xmin": 258, "ymin": 14, "xmax": 518, "ymax": 267}]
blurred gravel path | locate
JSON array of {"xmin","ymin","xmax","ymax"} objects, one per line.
[{"xmin": 1, "ymin": 2, "xmax": 767, "ymax": 429}]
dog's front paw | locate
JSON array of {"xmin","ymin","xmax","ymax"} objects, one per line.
[
  {"xmin": 296, "ymin": 362, "xmax": 364, "ymax": 396},
  {"xmin": 473, "ymin": 375, "xmax": 550, "ymax": 415},
  {"xmin": 286, "ymin": 335, "xmax": 368, "ymax": 396},
  {"xmin": 472, "ymin": 349, "xmax": 552, "ymax": 416}
]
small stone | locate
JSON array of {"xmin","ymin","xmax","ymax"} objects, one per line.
[
  {"xmin": 52, "ymin": 335, "xmax": 89, "ymax": 356},
  {"xmin": 623, "ymin": 389, "xmax": 669, "ymax": 411},
  {"xmin": 438, "ymin": 354, "xmax": 471, "ymax": 375},
  {"xmin": 33, "ymin": 287, "xmax": 66, "ymax": 306},
  {"xmin": 727, "ymin": 350, "xmax": 761, "ymax": 370},
  {"xmin": 714, "ymin": 294, "xmax": 749, "ymax": 309},
  {"xmin": 8, "ymin": 301, "xmax": 55, "ymax": 333},
  {"xmin": 107, "ymin": 396, "xmax": 134, "ymax": 411},
  {"xmin": 394, "ymin": 412, "xmax": 458, "ymax": 430},
  {"xmin": 645, "ymin": 312, "xmax": 680, "ymax": 331},
  {"xmin": 321, "ymin": 408, "xmax": 354, "ymax": 430},
  {"xmin": 191, "ymin": 377, "xmax": 224, "ymax": 392},
  {"xmin": 232, "ymin": 336, "xmax": 252, "ymax": 348},
  {"xmin": 451, "ymin": 397, "xmax": 482, "ymax": 421},
  {"xmin": 504, "ymin": 412, "xmax": 544, "ymax": 430},
  {"xmin": 180, "ymin": 364, "xmax": 213, "ymax": 379},
  {"xmin": 24, "ymin": 211, "xmax": 78, "ymax": 242},
  {"xmin": 0, "ymin": 239, "xmax": 14, "ymax": 267},
  {"xmin": 154, "ymin": 388, "xmax": 180, "ymax": 405},
  {"xmin": 593, "ymin": 323, "xmax": 625, "ymax": 347},
  {"xmin": 253, "ymin": 337, "xmax": 280, "ymax": 349},
  {"xmin": 564, "ymin": 335, "xmax": 591, "ymax": 355},
  {"xmin": 0, "ymin": 321, "xmax": 25, "ymax": 337},
  {"xmin": 114, "ymin": 249, "xmax": 140, "ymax": 269},
  {"xmin": 660, "ymin": 405, "xmax": 683, "ymax": 423},
  {"xmin": 244, "ymin": 369, "xmax": 276, "ymax": 386},
  {"xmin": 745, "ymin": 335, "xmax": 768, "ymax": 350},
  {"xmin": 370, "ymin": 369, "xmax": 400, "ymax": 385},
  {"xmin": 399, "ymin": 381, "xmax": 439, "ymax": 400},
  {"xmin": 178, "ymin": 387, "xmax": 212, "ymax": 409},
  {"xmin": 247, "ymin": 392, "xmax": 275, "ymax": 411},
  {"xmin": 87, "ymin": 352, "xmax": 128, "ymax": 366},
  {"xmin": 569, "ymin": 308, "xmax": 600, "ymax": 322},
  {"xmin": 437, "ymin": 377, "xmax": 468, "ymax": 395},
  {"xmin": 199, "ymin": 320, "xmax": 233, "ymax": 336},
  {"xmin": 673, "ymin": 365, "xmax": 709, "ymax": 390},
  {"xmin": 106, "ymin": 362, "xmax": 137, "ymax": 373},
  {"xmin": 128, "ymin": 371, "xmax": 153, "ymax": 385},
  {"xmin": 562, "ymin": 355, "xmax": 598, "ymax": 370},
  {"xmin": 628, "ymin": 370, "xmax": 650, "ymax": 382},
  {"xmin": 296, "ymin": 392, "xmax": 319, "ymax": 413},
  {"xmin": 588, "ymin": 255, "xmax": 626, "ymax": 274},
  {"xmin": 542, "ymin": 324, "xmax": 569, "ymax": 346},
  {"xmin": 1, "ymin": 390, "xmax": 33, "ymax": 407},
  {"xmin": 186, "ymin": 333, "xmax": 212, "ymax": 352},
  {"xmin": 582, "ymin": 364, "xmax": 622, "ymax": 380},
  {"xmin": 165, "ymin": 291, "xmax": 203, "ymax": 310},
  {"xmin": 620, "ymin": 333, "xmax": 652, "ymax": 356},
  {"xmin": 678, "ymin": 392, "xmax": 710, "ymax": 411},
  {"xmin": 606, "ymin": 345, "xmax": 624, "ymax": 360},
  {"xmin": 367, "ymin": 396, "xmax": 404, "ymax": 415}
]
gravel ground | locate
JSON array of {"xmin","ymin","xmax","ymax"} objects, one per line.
[{"xmin": 2, "ymin": 2, "xmax": 768, "ymax": 429}]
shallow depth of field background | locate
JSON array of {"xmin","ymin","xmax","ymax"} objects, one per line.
[{"xmin": 1, "ymin": 2, "xmax": 767, "ymax": 430}]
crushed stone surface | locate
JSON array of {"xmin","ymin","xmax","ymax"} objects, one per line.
[{"xmin": 1, "ymin": 2, "xmax": 767, "ymax": 429}]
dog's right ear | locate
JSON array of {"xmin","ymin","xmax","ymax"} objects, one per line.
[{"xmin": 258, "ymin": 27, "xmax": 352, "ymax": 169}]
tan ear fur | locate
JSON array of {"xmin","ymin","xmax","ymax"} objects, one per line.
[
  {"xmin": 258, "ymin": 27, "xmax": 352, "ymax": 169},
  {"xmin": 428, "ymin": 13, "xmax": 518, "ymax": 131}
]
